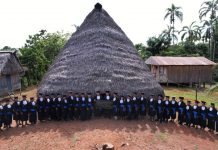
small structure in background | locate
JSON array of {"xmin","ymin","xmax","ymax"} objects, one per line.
[
  {"xmin": 0, "ymin": 51, "xmax": 24, "ymax": 97},
  {"xmin": 145, "ymin": 56, "xmax": 216, "ymax": 86}
]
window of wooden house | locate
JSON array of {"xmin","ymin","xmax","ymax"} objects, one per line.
[{"xmin": 159, "ymin": 66, "xmax": 164, "ymax": 75}]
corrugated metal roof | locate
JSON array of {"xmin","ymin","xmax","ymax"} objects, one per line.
[{"xmin": 145, "ymin": 56, "xmax": 216, "ymax": 66}]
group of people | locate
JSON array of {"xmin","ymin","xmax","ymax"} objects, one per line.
[{"xmin": 0, "ymin": 91, "xmax": 217, "ymax": 134}]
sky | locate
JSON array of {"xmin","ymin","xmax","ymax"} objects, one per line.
[{"xmin": 0, "ymin": 0, "xmax": 206, "ymax": 48}]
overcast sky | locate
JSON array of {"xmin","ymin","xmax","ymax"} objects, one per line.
[{"xmin": 0, "ymin": 0, "xmax": 206, "ymax": 48}]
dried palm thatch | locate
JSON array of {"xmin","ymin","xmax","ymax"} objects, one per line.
[
  {"xmin": 38, "ymin": 3, "xmax": 164, "ymax": 97},
  {"xmin": 0, "ymin": 52, "xmax": 24, "ymax": 75}
]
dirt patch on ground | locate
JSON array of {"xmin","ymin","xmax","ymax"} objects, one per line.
[{"xmin": 0, "ymin": 119, "xmax": 217, "ymax": 150}]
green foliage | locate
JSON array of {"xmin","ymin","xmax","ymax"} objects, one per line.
[
  {"xmin": 146, "ymin": 36, "xmax": 170, "ymax": 55},
  {"xmin": 135, "ymin": 43, "xmax": 152, "ymax": 60},
  {"xmin": 19, "ymin": 30, "xmax": 70, "ymax": 87}
]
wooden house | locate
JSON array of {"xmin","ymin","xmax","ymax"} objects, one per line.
[
  {"xmin": 0, "ymin": 51, "xmax": 24, "ymax": 96},
  {"xmin": 145, "ymin": 56, "xmax": 216, "ymax": 85}
]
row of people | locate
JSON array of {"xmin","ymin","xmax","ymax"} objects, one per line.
[{"xmin": 0, "ymin": 92, "xmax": 217, "ymax": 134}]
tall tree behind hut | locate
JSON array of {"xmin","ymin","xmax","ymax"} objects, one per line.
[{"xmin": 19, "ymin": 30, "xmax": 70, "ymax": 88}]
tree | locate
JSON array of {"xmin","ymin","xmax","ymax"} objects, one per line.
[
  {"xmin": 160, "ymin": 25, "xmax": 178, "ymax": 44},
  {"xmin": 20, "ymin": 30, "xmax": 70, "ymax": 87},
  {"xmin": 199, "ymin": 0, "xmax": 218, "ymax": 61},
  {"xmin": 164, "ymin": 3, "xmax": 183, "ymax": 44},
  {"xmin": 135, "ymin": 43, "xmax": 152, "ymax": 60},
  {"xmin": 146, "ymin": 36, "xmax": 170, "ymax": 55},
  {"xmin": 179, "ymin": 21, "xmax": 202, "ymax": 42}
]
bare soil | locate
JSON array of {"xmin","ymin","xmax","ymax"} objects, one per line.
[{"xmin": 0, "ymin": 119, "xmax": 217, "ymax": 150}]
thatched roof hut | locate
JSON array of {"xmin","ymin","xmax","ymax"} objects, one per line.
[
  {"xmin": 38, "ymin": 3, "xmax": 164, "ymax": 97},
  {"xmin": 0, "ymin": 51, "xmax": 24, "ymax": 96}
]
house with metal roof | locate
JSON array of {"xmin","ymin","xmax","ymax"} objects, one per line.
[{"xmin": 145, "ymin": 56, "xmax": 216, "ymax": 85}]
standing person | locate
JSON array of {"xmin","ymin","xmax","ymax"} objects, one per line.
[
  {"xmin": 45, "ymin": 95, "xmax": 52, "ymax": 121},
  {"xmin": 68, "ymin": 91, "xmax": 75, "ymax": 120},
  {"xmin": 207, "ymin": 103, "xmax": 217, "ymax": 132},
  {"xmin": 126, "ymin": 95, "xmax": 133, "ymax": 120},
  {"xmin": 62, "ymin": 95, "xmax": 69, "ymax": 121},
  {"xmin": 132, "ymin": 93, "xmax": 139, "ymax": 120},
  {"xmin": 199, "ymin": 101, "xmax": 207, "ymax": 129},
  {"xmin": 216, "ymin": 110, "xmax": 218, "ymax": 134},
  {"xmin": 104, "ymin": 91, "xmax": 112, "ymax": 118},
  {"xmin": 21, "ymin": 95, "xmax": 29, "ymax": 126},
  {"xmin": 4, "ymin": 99, "xmax": 13, "ymax": 129},
  {"xmin": 56, "ymin": 93, "xmax": 63, "ymax": 121},
  {"xmin": 94, "ymin": 91, "xmax": 101, "ymax": 117},
  {"xmin": 156, "ymin": 95, "xmax": 164, "ymax": 123},
  {"xmin": 139, "ymin": 93, "xmax": 147, "ymax": 119},
  {"xmin": 80, "ymin": 93, "xmax": 87, "ymax": 121},
  {"xmin": 170, "ymin": 96, "xmax": 177, "ymax": 122},
  {"xmin": 87, "ymin": 93, "xmax": 94, "ymax": 120},
  {"xmin": 74, "ymin": 93, "xmax": 81, "ymax": 120},
  {"xmin": 12, "ymin": 96, "xmax": 21, "ymax": 127},
  {"xmin": 177, "ymin": 97, "xmax": 186, "ymax": 125},
  {"xmin": 118, "ymin": 95, "xmax": 126, "ymax": 120},
  {"xmin": 185, "ymin": 101, "xmax": 192, "ymax": 127},
  {"xmin": 50, "ymin": 93, "xmax": 57, "ymax": 120},
  {"xmin": 148, "ymin": 95, "xmax": 156, "ymax": 121},
  {"xmin": 37, "ymin": 93, "xmax": 45, "ymax": 122},
  {"xmin": 28, "ymin": 97, "xmax": 37, "ymax": 125},
  {"xmin": 0, "ymin": 105, "xmax": 5, "ymax": 131},
  {"xmin": 163, "ymin": 96, "xmax": 171, "ymax": 123},
  {"xmin": 192, "ymin": 100, "xmax": 200, "ymax": 129},
  {"xmin": 112, "ymin": 92, "xmax": 119, "ymax": 120}
]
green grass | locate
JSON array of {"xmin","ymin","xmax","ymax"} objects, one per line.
[{"xmin": 164, "ymin": 86, "xmax": 218, "ymax": 106}]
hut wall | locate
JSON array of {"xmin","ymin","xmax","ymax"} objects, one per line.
[
  {"xmin": 165, "ymin": 65, "xmax": 213, "ymax": 83},
  {"xmin": 0, "ymin": 74, "xmax": 21, "ymax": 96},
  {"xmin": 150, "ymin": 65, "xmax": 168, "ymax": 83}
]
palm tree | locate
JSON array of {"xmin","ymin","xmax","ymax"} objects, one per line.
[
  {"xmin": 160, "ymin": 25, "xmax": 178, "ymax": 44},
  {"xmin": 179, "ymin": 21, "xmax": 202, "ymax": 42},
  {"xmin": 164, "ymin": 4, "xmax": 183, "ymax": 44},
  {"xmin": 199, "ymin": 0, "xmax": 218, "ymax": 61}
]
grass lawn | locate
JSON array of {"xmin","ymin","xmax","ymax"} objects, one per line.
[{"xmin": 164, "ymin": 86, "xmax": 218, "ymax": 106}]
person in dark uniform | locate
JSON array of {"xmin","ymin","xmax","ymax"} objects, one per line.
[
  {"xmin": 62, "ymin": 95, "xmax": 69, "ymax": 121},
  {"xmin": 156, "ymin": 95, "xmax": 164, "ymax": 123},
  {"xmin": 216, "ymin": 110, "xmax": 218, "ymax": 134},
  {"xmin": 126, "ymin": 95, "xmax": 133, "ymax": 120},
  {"xmin": 112, "ymin": 92, "xmax": 119, "ymax": 120},
  {"xmin": 80, "ymin": 93, "xmax": 87, "ymax": 121},
  {"xmin": 21, "ymin": 95, "xmax": 29, "ymax": 126},
  {"xmin": 199, "ymin": 101, "xmax": 207, "ymax": 129},
  {"xmin": 207, "ymin": 103, "xmax": 217, "ymax": 132},
  {"xmin": 28, "ymin": 97, "xmax": 37, "ymax": 124},
  {"xmin": 4, "ymin": 99, "xmax": 13, "ymax": 129},
  {"xmin": 139, "ymin": 93, "xmax": 147, "ymax": 119},
  {"xmin": 177, "ymin": 97, "xmax": 186, "ymax": 125},
  {"xmin": 104, "ymin": 91, "xmax": 112, "ymax": 118},
  {"xmin": 87, "ymin": 93, "xmax": 94, "ymax": 120},
  {"xmin": 12, "ymin": 96, "xmax": 21, "ymax": 127},
  {"xmin": 45, "ymin": 95, "xmax": 52, "ymax": 121},
  {"xmin": 37, "ymin": 93, "xmax": 45, "ymax": 122},
  {"xmin": 170, "ymin": 96, "xmax": 177, "ymax": 122},
  {"xmin": 0, "ymin": 105, "xmax": 5, "ymax": 131},
  {"xmin": 50, "ymin": 93, "xmax": 57, "ymax": 120},
  {"xmin": 56, "ymin": 93, "xmax": 63, "ymax": 121},
  {"xmin": 192, "ymin": 100, "xmax": 200, "ymax": 129},
  {"xmin": 185, "ymin": 101, "xmax": 192, "ymax": 127},
  {"xmin": 148, "ymin": 95, "xmax": 156, "ymax": 121},
  {"xmin": 68, "ymin": 91, "xmax": 75, "ymax": 120},
  {"xmin": 74, "ymin": 93, "xmax": 81, "ymax": 120},
  {"xmin": 163, "ymin": 96, "xmax": 171, "ymax": 123},
  {"xmin": 118, "ymin": 95, "xmax": 126, "ymax": 120},
  {"xmin": 132, "ymin": 93, "xmax": 139, "ymax": 120},
  {"xmin": 94, "ymin": 91, "xmax": 101, "ymax": 117}
]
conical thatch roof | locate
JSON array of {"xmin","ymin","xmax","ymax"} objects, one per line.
[{"xmin": 38, "ymin": 3, "xmax": 164, "ymax": 97}]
